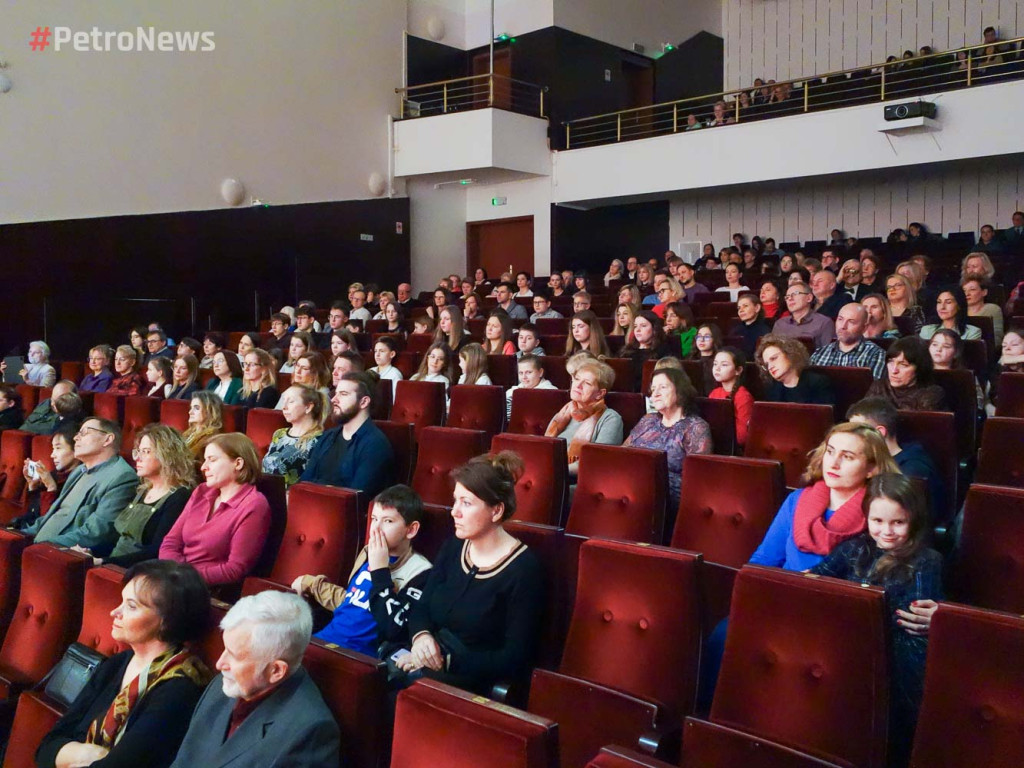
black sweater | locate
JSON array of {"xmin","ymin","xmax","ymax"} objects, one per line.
[
  {"xmin": 104, "ymin": 486, "xmax": 192, "ymax": 567},
  {"xmin": 407, "ymin": 537, "xmax": 543, "ymax": 692},
  {"xmin": 36, "ymin": 650, "xmax": 205, "ymax": 768}
]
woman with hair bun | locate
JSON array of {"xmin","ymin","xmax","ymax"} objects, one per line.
[{"xmin": 397, "ymin": 451, "xmax": 543, "ymax": 694}]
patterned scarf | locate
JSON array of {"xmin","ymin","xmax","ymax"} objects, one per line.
[
  {"xmin": 87, "ymin": 648, "xmax": 211, "ymax": 748},
  {"xmin": 791, "ymin": 480, "xmax": 868, "ymax": 556},
  {"xmin": 545, "ymin": 399, "xmax": 607, "ymax": 464}
]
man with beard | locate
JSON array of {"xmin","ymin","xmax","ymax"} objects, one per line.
[{"xmin": 298, "ymin": 371, "xmax": 393, "ymax": 496}]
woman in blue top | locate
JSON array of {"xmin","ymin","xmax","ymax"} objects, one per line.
[{"xmin": 699, "ymin": 422, "xmax": 900, "ymax": 710}]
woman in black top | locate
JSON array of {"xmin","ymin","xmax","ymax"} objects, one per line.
[
  {"xmin": 756, "ymin": 333, "xmax": 835, "ymax": 406},
  {"xmin": 620, "ymin": 310, "xmax": 677, "ymax": 392},
  {"xmin": 733, "ymin": 292, "xmax": 771, "ymax": 358},
  {"xmin": 166, "ymin": 354, "xmax": 200, "ymax": 401},
  {"xmin": 400, "ymin": 452, "xmax": 543, "ymax": 694},
  {"xmin": 36, "ymin": 560, "xmax": 211, "ymax": 768},
  {"xmin": 239, "ymin": 348, "xmax": 279, "ymax": 409}
]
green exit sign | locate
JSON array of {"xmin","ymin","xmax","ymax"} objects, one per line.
[{"xmin": 492, "ymin": 197, "xmax": 507, "ymax": 206}]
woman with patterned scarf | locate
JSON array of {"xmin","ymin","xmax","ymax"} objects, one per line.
[
  {"xmin": 544, "ymin": 358, "xmax": 623, "ymax": 479},
  {"xmin": 36, "ymin": 561, "xmax": 213, "ymax": 768}
]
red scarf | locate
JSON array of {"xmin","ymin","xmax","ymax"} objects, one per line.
[{"xmin": 791, "ymin": 480, "xmax": 867, "ymax": 555}]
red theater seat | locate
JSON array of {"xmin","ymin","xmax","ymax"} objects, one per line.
[
  {"xmin": 375, "ymin": 420, "xmax": 416, "ymax": 485},
  {"xmin": 121, "ymin": 396, "xmax": 161, "ymax": 460},
  {"xmin": 671, "ymin": 455, "xmax": 786, "ymax": 567},
  {"xmin": 447, "ymin": 384, "xmax": 506, "ymax": 437},
  {"xmin": 4, "ymin": 691, "xmax": 63, "ymax": 768},
  {"xmin": 59, "ymin": 362, "xmax": 84, "ymax": 383},
  {"xmin": 406, "ymin": 334, "xmax": 432, "ymax": 354},
  {"xmin": 535, "ymin": 318, "xmax": 569, "ymax": 335},
  {"xmin": 486, "ymin": 355, "xmax": 519, "ymax": 389},
  {"xmin": 711, "ymin": 566, "xmax": 888, "ymax": 768},
  {"xmin": 544, "ymin": 356, "xmax": 571, "ymax": 389},
  {"xmin": 694, "ymin": 397, "xmax": 737, "ymax": 456},
  {"xmin": 412, "ymin": 503, "xmax": 455, "ymax": 563},
  {"xmin": 15, "ymin": 386, "xmax": 40, "ymax": 418},
  {"xmin": 490, "ymin": 434, "xmax": 568, "ymax": 526},
  {"xmin": 0, "ymin": 545, "xmax": 91, "ymax": 700},
  {"xmin": 744, "ymin": 402, "xmax": 834, "ymax": 487},
  {"xmin": 806, "ymin": 365, "xmax": 873, "ymax": 420},
  {"xmin": 392, "ymin": 380, "xmax": 446, "ymax": 439},
  {"xmin": 586, "ymin": 745, "xmax": 676, "ymax": 767},
  {"xmin": 529, "ymin": 540, "xmax": 702, "ymax": 768},
  {"xmin": 932, "ymin": 368, "xmax": 977, "ymax": 464},
  {"xmin": 76, "ymin": 566, "xmax": 127, "ymax": 657},
  {"xmin": 605, "ymin": 392, "xmax": 645, "ymax": 436},
  {"xmin": 411, "ymin": 427, "xmax": 488, "ymax": 506},
  {"xmin": 910, "ymin": 603, "xmax": 1024, "ymax": 768},
  {"xmin": 976, "ymin": 418, "xmax": 1024, "ymax": 489},
  {"xmin": 508, "ymin": 388, "xmax": 570, "ymax": 436},
  {"xmin": 680, "ymin": 718, "xmax": 850, "ymax": 768},
  {"xmin": 504, "ymin": 521, "xmax": 566, "ymax": 673},
  {"xmin": 393, "ymin": 352, "xmax": 421, "ymax": 380},
  {"xmin": 896, "ymin": 409, "xmax": 958, "ymax": 524},
  {"xmin": 250, "ymin": 474, "xmax": 288, "ymax": 581},
  {"xmin": 955, "ymin": 484, "xmax": 1024, "ymax": 613},
  {"xmin": 222, "ymin": 404, "xmax": 246, "ymax": 433},
  {"xmin": 604, "ymin": 358, "xmax": 635, "ymax": 393},
  {"xmin": 391, "ymin": 680, "xmax": 558, "ymax": 768},
  {"xmin": 159, "ymin": 397, "xmax": 190, "ymax": 431},
  {"xmin": 0, "ymin": 531, "xmax": 29, "ymax": 643},
  {"xmin": 566, "ymin": 444, "xmax": 667, "ymax": 544},
  {"xmin": 192, "ymin": 599, "xmax": 230, "ymax": 671},
  {"xmin": 303, "ymin": 641, "xmax": 388, "ymax": 768},
  {"xmin": 0, "ymin": 431, "xmax": 32, "ymax": 522},
  {"xmin": 995, "ymin": 372, "xmax": 1024, "ymax": 417},
  {"xmin": 92, "ymin": 392, "xmax": 124, "ymax": 423},
  {"xmin": 245, "ymin": 407, "xmax": 288, "ymax": 460}
]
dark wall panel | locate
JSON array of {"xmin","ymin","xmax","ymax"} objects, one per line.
[
  {"xmin": 407, "ymin": 34, "xmax": 467, "ymax": 86},
  {"xmin": 0, "ymin": 198, "xmax": 409, "ymax": 361},
  {"xmin": 552, "ymin": 200, "xmax": 669, "ymax": 274},
  {"xmin": 655, "ymin": 31, "xmax": 724, "ymax": 104}
]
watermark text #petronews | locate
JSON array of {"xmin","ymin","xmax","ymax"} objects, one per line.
[{"xmin": 30, "ymin": 26, "xmax": 215, "ymax": 52}]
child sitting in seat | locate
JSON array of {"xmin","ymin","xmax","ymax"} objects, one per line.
[
  {"xmin": 292, "ymin": 484, "xmax": 432, "ymax": 657},
  {"xmin": 515, "ymin": 323, "xmax": 545, "ymax": 359},
  {"xmin": 707, "ymin": 347, "xmax": 754, "ymax": 448},
  {"xmin": 505, "ymin": 354, "xmax": 557, "ymax": 419}
]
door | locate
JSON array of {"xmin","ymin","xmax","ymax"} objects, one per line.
[
  {"xmin": 621, "ymin": 58, "xmax": 655, "ymax": 139},
  {"xmin": 472, "ymin": 47, "xmax": 512, "ymax": 110},
  {"xmin": 467, "ymin": 216, "xmax": 534, "ymax": 281}
]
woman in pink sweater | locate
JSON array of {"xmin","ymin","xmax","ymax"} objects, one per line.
[{"xmin": 159, "ymin": 433, "xmax": 270, "ymax": 586}]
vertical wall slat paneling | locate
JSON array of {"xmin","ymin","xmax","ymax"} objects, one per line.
[
  {"xmin": 675, "ymin": 160, "xmax": 1024, "ymax": 245},
  {"xmin": 723, "ymin": 0, "xmax": 1022, "ymax": 90}
]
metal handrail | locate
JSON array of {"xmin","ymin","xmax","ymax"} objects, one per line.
[
  {"xmin": 563, "ymin": 34, "xmax": 1024, "ymax": 147},
  {"xmin": 395, "ymin": 73, "xmax": 548, "ymax": 120}
]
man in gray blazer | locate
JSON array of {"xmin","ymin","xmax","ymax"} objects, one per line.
[
  {"xmin": 170, "ymin": 591, "xmax": 340, "ymax": 768},
  {"xmin": 20, "ymin": 417, "xmax": 136, "ymax": 553}
]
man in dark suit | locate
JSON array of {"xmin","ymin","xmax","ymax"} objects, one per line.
[
  {"xmin": 170, "ymin": 591, "xmax": 340, "ymax": 768},
  {"xmin": 1002, "ymin": 211, "xmax": 1024, "ymax": 254},
  {"xmin": 810, "ymin": 268, "xmax": 854, "ymax": 321}
]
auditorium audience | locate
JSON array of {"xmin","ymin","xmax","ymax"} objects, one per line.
[
  {"xmin": 663, "ymin": 301, "xmax": 697, "ymax": 357},
  {"xmin": 80, "ymin": 345, "xmax": 115, "ymax": 393},
  {"xmin": 397, "ymin": 452, "xmax": 543, "ymax": 694},
  {"xmin": 625, "ymin": 368, "xmax": 711, "ymax": 510},
  {"xmin": 861, "ymin": 293, "xmax": 901, "ymax": 339},
  {"xmin": 263, "ymin": 386, "xmax": 327, "ymax": 488},
  {"xmin": 867, "ymin": 336, "xmax": 946, "ymax": 410},
  {"xmin": 167, "ymin": 354, "xmax": 200, "ymax": 400},
  {"xmin": 546, "ymin": 358, "xmax": 623, "ymax": 478},
  {"xmin": 691, "ymin": 322, "xmax": 723, "ymax": 394},
  {"xmin": 773, "ymin": 281, "xmax": 835, "ymax": 348},
  {"xmin": 961, "ymin": 274, "xmax": 1004, "ymax": 345},
  {"xmin": 516, "ymin": 323, "xmax": 544, "ymax": 357},
  {"xmin": 494, "ymin": 282, "xmax": 528, "ymax": 320},
  {"xmin": 159, "ymin": 433, "xmax": 271, "ymax": 587},
  {"xmin": 757, "ymin": 334, "xmax": 836, "ymax": 405},
  {"xmin": 35, "ymin": 561, "xmax": 212, "ymax": 768},
  {"xmin": 145, "ymin": 330, "xmax": 175, "ymax": 364},
  {"xmin": 434, "ymin": 304, "xmax": 470, "ymax": 352},
  {"xmin": 177, "ymin": 337, "xmax": 203, "ymax": 360},
  {"xmin": 236, "ymin": 332, "xmax": 260, "ymax": 358},
  {"xmin": 758, "ymin": 280, "xmax": 783, "ymax": 320},
  {"xmin": 708, "ymin": 347, "xmax": 755, "ymax": 447},
  {"xmin": 566, "ymin": 310, "xmax": 611, "ymax": 357},
  {"xmin": 810, "ymin": 268, "xmax": 854, "ymax": 321},
  {"xmin": 17, "ymin": 341, "xmax": 56, "ymax": 388},
  {"xmin": 369, "ymin": 337, "xmax": 404, "ymax": 397}
]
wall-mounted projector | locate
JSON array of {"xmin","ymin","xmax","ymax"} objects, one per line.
[{"xmin": 884, "ymin": 101, "xmax": 937, "ymax": 121}]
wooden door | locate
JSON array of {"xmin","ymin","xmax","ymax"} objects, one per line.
[
  {"xmin": 471, "ymin": 47, "xmax": 511, "ymax": 110},
  {"xmin": 467, "ymin": 216, "xmax": 534, "ymax": 281}
]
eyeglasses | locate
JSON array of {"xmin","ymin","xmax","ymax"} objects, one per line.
[
  {"xmin": 76, "ymin": 426, "xmax": 110, "ymax": 439},
  {"xmin": 657, "ymin": 287, "xmax": 672, "ymax": 294},
  {"xmin": 241, "ymin": 362, "xmax": 263, "ymax": 369},
  {"xmin": 131, "ymin": 447, "xmax": 154, "ymax": 460},
  {"xmin": 695, "ymin": 334, "xmax": 713, "ymax": 341},
  {"xmin": 785, "ymin": 291, "xmax": 809, "ymax": 299},
  {"xmin": 146, "ymin": 339, "xmax": 162, "ymax": 346}
]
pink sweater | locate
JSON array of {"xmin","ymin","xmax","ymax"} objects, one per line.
[{"xmin": 159, "ymin": 483, "xmax": 271, "ymax": 586}]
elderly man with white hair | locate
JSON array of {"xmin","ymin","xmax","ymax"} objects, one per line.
[{"xmin": 169, "ymin": 591, "xmax": 340, "ymax": 768}]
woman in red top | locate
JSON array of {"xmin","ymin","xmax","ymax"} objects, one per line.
[
  {"xmin": 107, "ymin": 345, "xmax": 147, "ymax": 396},
  {"xmin": 159, "ymin": 433, "xmax": 270, "ymax": 587},
  {"xmin": 707, "ymin": 347, "xmax": 755, "ymax": 447},
  {"xmin": 483, "ymin": 311, "xmax": 516, "ymax": 355}
]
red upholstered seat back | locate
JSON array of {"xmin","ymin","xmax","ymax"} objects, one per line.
[
  {"xmin": 712, "ymin": 566, "xmax": 888, "ymax": 768},
  {"xmin": 253, "ymin": 474, "xmax": 288, "ymax": 578},
  {"xmin": 566, "ymin": 444, "xmax": 667, "ymax": 544},
  {"xmin": 92, "ymin": 392, "xmax": 124, "ymax": 423},
  {"xmin": 604, "ymin": 358, "xmax": 634, "ymax": 392},
  {"xmin": 490, "ymin": 434, "xmax": 568, "ymax": 526},
  {"xmin": 411, "ymin": 427, "xmax": 488, "ymax": 506},
  {"xmin": 694, "ymin": 397, "xmax": 737, "ymax": 456},
  {"xmin": 561, "ymin": 539, "xmax": 702, "ymax": 714},
  {"xmin": 392, "ymin": 380, "xmax": 446, "ymax": 439},
  {"xmin": 603, "ymin": 392, "xmax": 645, "ymax": 436},
  {"xmin": 158, "ymin": 398, "xmax": 190, "ymax": 431},
  {"xmin": 933, "ymin": 368, "xmax": 977, "ymax": 464},
  {"xmin": 956, "ymin": 484, "xmax": 1024, "ymax": 613},
  {"xmin": 15, "ymin": 386, "xmax": 40, "ymax": 417},
  {"xmin": 371, "ymin": 377, "xmax": 393, "ymax": 421},
  {"xmin": 0, "ymin": 545, "xmax": 91, "ymax": 690},
  {"xmin": 191, "ymin": 599, "xmax": 229, "ymax": 670},
  {"xmin": 586, "ymin": 746, "xmax": 677, "ymax": 767},
  {"xmin": 976, "ymin": 417, "xmax": 1024, "ymax": 489},
  {"xmin": 543, "ymin": 356, "xmax": 571, "ymax": 389},
  {"xmin": 806, "ymin": 365, "xmax": 872, "ymax": 421},
  {"xmin": 744, "ymin": 402, "xmax": 834, "ymax": 487},
  {"xmin": 508, "ymin": 388, "xmax": 570, "ymax": 436},
  {"xmin": 269, "ymin": 482, "xmax": 361, "ymax": 588},
  {"xmin": 77, "ymin": 566, "xmax": 127, "ymax": 657},
  {"xmin": 222, "ymin": 404, "xmax": 246, "ymax": 433},
  {"xmin": 413, "ymin": 503, "xmax": 455, "ymax": 562},
  {"xmin": 672, "ymin": 454, "xmax": 786, "ymax": 568},
  {"xmin": 486, "ymin": 355, "xmax": 518, "ymax": 389},
  {"xmin": 0, "ymin": 431, "xmax": 32, "ymax": 506},
  {"xmin": 4, "ymin": 691, "xmax": 64, "ymax": 768},
  {"xmin": 505, "ymin": 521, "xmax": 566, "ymax": 670},
  {"xmin": 245, "ymin": 407, "xmax": 288, "ymax": 460},
  {"xmin": 447, "ymin": 385, "xmax": 506, "ymax": 437},
  {"xmin": 995, "ymin": 372, "xmax": 1024, "ymax": 417},
  {"xmin": 393, "ymin": 352, "xmax": 422, "ymax": 380},
  {"xmin": 121, "ymin": 396, "xmax": 161, "ymax": 459},
  {"xmin": 59, "ymin": 362, "xmax": 84, "ymax": 383},
  {"xmin": 406, "ymin": 334, "xmax": 432, "ymax": 354},
  {"xmin": 392, "ymin": 680, "xmax": 558, "ymax": 768},
  {"xmin": 910, "ymin": 603, "xmax": 1024, "ymax": 768},
  {"xmin": 303, "ymin": 640, "xmax": 388, "ymax": 768},
  {"xmin": 374, "ymin": 420, "xmax": 416, "ymax": 485},
  {"xmin": 680, "ymin": 718, "xmax": 852, "ymax": 768},
  {"xmin": 0, "ymin": 531, "xmax": 30, "ymax": 643},
  {"xmin": 897, "ymin": 409, "xmax": 958, "ymax": 524}
]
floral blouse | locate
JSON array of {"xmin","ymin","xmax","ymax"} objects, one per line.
[
  {"xmin": 625, "ymin": 413, "xmax": 712, "ymax": 509},
  {"xmin": 261, "ymin": 428, "xmax": 323, "ymax": 488}
]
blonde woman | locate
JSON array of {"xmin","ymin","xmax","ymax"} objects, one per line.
[
  {"xmin": 182, "ymin": 391, "xmax": 223, "ymax": 466},
  {"xmin": 861, "ymin": 294, "xmax": 901, "ymax": 340},
  {"xmin": 240, "ymin": 349, "xmax": 279, "ymax": 409},
  {"xmin": 108, "ymin": 345, "xmax": 148, "ymax": 396},
  {"xmin": 610, "ymin": 302, "xmax": 639, "ymax": 337},
  {"xmin": 457, "ymin": 343, "xmax": 492, "ymax": 385},
  {"xmin": 545, "ymin": 358, "xmax": 622, "ymax": 478},
  {"xmin": 262, "ymin": 386, "xmax": 328, "ymax": 488},
  {"xmin": 884, "ymin": 273, "xmax": 925, "ymax": 333}
]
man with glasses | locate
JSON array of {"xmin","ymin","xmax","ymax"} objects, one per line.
[
  {"xmin": 19, "ymin": 417, "xmax": 136, "ymax": 551},
  {"xmin": 144, "ymin": 329, "xmax": 175, "ymax": 364},
  {"xmin": 772, "ymin": 283, "xmax": 835, "ymax": 350},
  {"xmin": 530, "ymin": 290, "xmax": 562, "ymax": 322}
]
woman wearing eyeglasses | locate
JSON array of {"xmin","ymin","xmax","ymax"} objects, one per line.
[
  {"xmin": 239, "ymin": 349, "xmax": 279, "ymax": 409},
  {"xmin": 107, "ymin": 345, "xmax": 148, "ymax": 396}
]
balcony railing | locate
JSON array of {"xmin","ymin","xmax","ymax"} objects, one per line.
[
  {"xmin": 395, "ymin": 74, "xmax": 548, "ymax": 120},
  {"xmin": 563, "ymin": 36, "xmax": 1024, "ymax": 149}
]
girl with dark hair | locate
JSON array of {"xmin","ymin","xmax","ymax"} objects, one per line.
[
  {"xmin": 565, "ymin": 310, "xmax": 611, "ymax": 358},
  {"xmin": 758, "ymin": 280, "xmax": 783, "ymax": 321},
  {"xmin": 919, "ymin": 287, "xmax": 982, "ymax": 341},
  {"xmin": 145, "ymin": 357, "xmax": 174, "ymax": 399},
  {"xmin": 691, "ymin": 322, "xmax": 723, "ymax": 394},
  {"xmin": 621, "ymin": 310, "xmax": 676, "ymax": 389},
  {"xmin": 398, "ymin": 451, "xmax": 543, "ymax": 694},
  {"xmin": 237, "ymin": 332, "xmax": 261, "ymax": 358},
  {"xmin": 483, "ymin": 312, "xmax": 516, "ymax": 356},
  {"xmin": 708, "ymin": 347, "xmax": 754, "ymax": 446},
  {"xmin": 810, "ymin": 473, "xmax": 942, "ymax": 765}
]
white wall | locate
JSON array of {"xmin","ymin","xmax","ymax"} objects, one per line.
[
  {"xmin": 724, "ymin": 0, "xmax": 1022, "ymax": 91},
  {"xmin": 555, "ymin": 0, "xmax": 722, "ymax": 54},
  {"xmin": 408, "ymin": 0, "xmax": 471, "ymax": 49},
  {"xmin": 465, "ymin": 0, "xmax": 555, "ymax": 49},
  {"xmin": 553, "ymin": 80, "xmax": 1024, "ymax": 204},
  {"xmin": 466, "ymin": 176, "xmax": 553, "ymax": 275},
  {"xmin": 409, "ymin": 178, "xmax": 469, "ymax": 290},
  {"xmin": 1, "ymin": 1, "xmax": 405, "ymax": 224},
  {"xmin": 670, "ymin": 157, "xmax": 1024, "ymax": 250}
]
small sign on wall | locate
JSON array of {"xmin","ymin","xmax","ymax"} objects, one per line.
[{"xmin": 396, "ymin": 222, "xmax": 403, "ymax": 234}]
